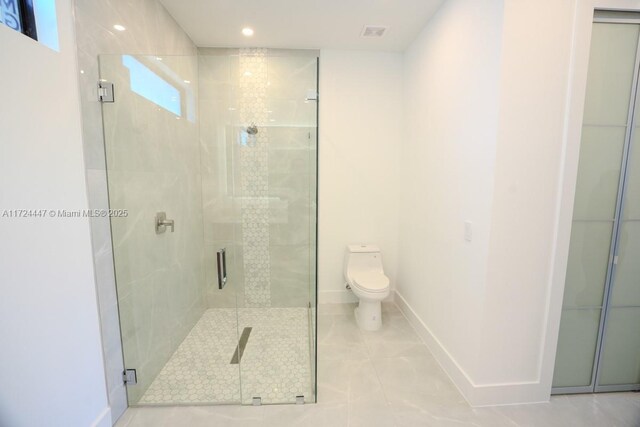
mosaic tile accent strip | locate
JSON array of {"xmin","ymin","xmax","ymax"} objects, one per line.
[
  {"xmin": 139, "ymin": 308, "xmax": 312, "ymax": 405},
  {"xmin": 238, "ymin": 48, "xmax": 271, "ymax": 307}
]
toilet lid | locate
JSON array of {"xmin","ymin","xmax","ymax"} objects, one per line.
[{"xmin": 353, "ymin": 271, "xmax": 390, "ymax": 292}]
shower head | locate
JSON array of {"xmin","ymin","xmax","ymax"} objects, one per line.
[{"xmin": 246, "ymin": 123, "xmax": 258, "ymax": 135}]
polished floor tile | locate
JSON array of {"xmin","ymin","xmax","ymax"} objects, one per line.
[{"xmin": 116, "ymin": 302, "xmax": 640, "ymax": 427}]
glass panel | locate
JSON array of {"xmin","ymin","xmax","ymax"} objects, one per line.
[
  {"xmin": 563, "ymin": 221, "xmax": 614, "ymax": 307},
  {"xmin": 582, "ymin": 23, "xmax": 639, "ymax": 126},
  {"xmin": 623, "ymin": 133, "xmax": 640, "ymax": 220},
  {"xmin": 554, "ymin": 21, "xmax": 640, "ymax": 391},
  {"xmin": 572, "ymin": 126, "xmax": 626, "ymax": 220},
  {"xmin": 553, "ymin": 309, "xmax": 602, "ymax": 388},
  {"xmin": 100, "ymin": 54, "xmax": 241, "ymax": 406},
  {"xmin": 309, "ymin": 106, "xmax": 318, "ymax": 401},
  {"xmin": 609, "ymin": 222, "xmax": 640, "ymax": 306},
  {"xmin": 198, "ymin": 49, "xmax": 318, "ymax": 405},
  {"xmin": 598, "ymin": 308, "xmax": 640, "ymax": 386},
  {"xmin": 597, "ymin": 91, "xmax": 640, "ymax": 388}
]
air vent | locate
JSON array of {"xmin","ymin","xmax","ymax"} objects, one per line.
[{"xmin": 361, "ymin": 25, "xmax": 387, "ymax": 38}]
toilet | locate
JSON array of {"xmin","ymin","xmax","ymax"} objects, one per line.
[{"xmin": 344, "ymin": 244, "xmax": 390, "ymax": 331}]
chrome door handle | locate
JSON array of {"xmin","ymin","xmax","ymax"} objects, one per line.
[
  {"xmin": 217, "ymin": 248, "xmax": 227, "ymax": 289},
  {"xmin": 155, "ymin": 212, "xmax": 175, "ymax": 234}
]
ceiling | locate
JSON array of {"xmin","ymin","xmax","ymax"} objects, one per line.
[{"xmin": 158, "ymin": 0, "xmax": 445, "ymax": 51}]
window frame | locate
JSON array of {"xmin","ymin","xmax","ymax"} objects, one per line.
[{"xmin": 19, "ymin": 0, "xmax": 38, "ymax": 40}]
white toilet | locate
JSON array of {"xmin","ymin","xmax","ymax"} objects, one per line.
[{"xmin": 344, "ymin": 244, "xmax": 390, "ymax": 331}]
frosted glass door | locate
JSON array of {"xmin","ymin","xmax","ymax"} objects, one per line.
[
  {"xmin": 553, "ymin": 21, "xmax": 640, "ymax": 391},
  {"xmin": 596, "ymin": 115, "xmax": 640, "ymax": 390}
]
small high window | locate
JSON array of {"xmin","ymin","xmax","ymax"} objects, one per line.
[{"xmin": 0, "ymin": 0, "xmax": 59, "ymax": 51}]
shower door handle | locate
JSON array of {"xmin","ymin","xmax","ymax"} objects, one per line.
[{"xmin": 217, "ymin": 248, "xmax": 227, "ymax": 289}]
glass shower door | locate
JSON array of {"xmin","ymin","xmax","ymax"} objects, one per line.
[
  {"xmin": 236, "ymin": 50, "xmax": 318, "ymax": 405},
  {"xmin": 100, "ymin": 49, "xmax": 318, "ymax": 407},
  {"xmin": 198, "ymin": 48, "xmax": 319, "ymax": 405},
  {"xmin": 99, "ymin": 54, "xmax": 242, "ymax": 406}
]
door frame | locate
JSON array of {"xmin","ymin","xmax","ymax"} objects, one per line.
[{"xmin": 550, "ymin": 2, "xmax": 640, "ymax": 395}]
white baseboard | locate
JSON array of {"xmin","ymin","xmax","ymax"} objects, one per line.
[
  {"xmin": 394, "ymin": 290, "xmax": 550, "ymax": 407},
  {"xmin": 91, "ymin": 407, "xmax": 112, "ymax": 427}
]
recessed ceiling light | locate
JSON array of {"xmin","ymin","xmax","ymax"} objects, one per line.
[
  {"xmin": 156, "ymin": 57, "xmax": 163, "ymax": 61},
  {"xmin": 184, "ymin": 80, "xmax": 191, "ymax": 84},
  {"xmin": 242, "ymin": 27, "xmax": 254, "ymax": 37},
  {"xmin": 113, "ymin": 24, "xmax": 126, "ymax": 31}
]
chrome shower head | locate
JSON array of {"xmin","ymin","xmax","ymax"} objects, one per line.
[{"xmin": 246, "ymin": 123, "xmax": 258, "ymax": 135}]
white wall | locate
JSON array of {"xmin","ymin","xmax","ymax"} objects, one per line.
[
  {"xmin": 397, "ymin": 0, "xmax": 504, "ymax": 403},
  {"xmin": 0, "ymin": 0, "xmax": 110, "ymax": 425},
  {"xmin": 479, "ymin": 0, "xmax": 576, "ymax": 398},
  {"xmin": 318, "ymin": 50, "xmax": 403, "ymax": 303},
  {"xmin": 397, "ymin": 0, "xmax": 584, "ymax": 406}
]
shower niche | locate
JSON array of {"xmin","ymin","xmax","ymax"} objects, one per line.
[{"xmin": 99, "ymin": 48, "xmax": 318, "ymax": 406}]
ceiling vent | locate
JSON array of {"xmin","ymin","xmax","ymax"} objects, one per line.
[{"xmin": 361, "ymin": 26, "xmax": 387, "ymax": 38}]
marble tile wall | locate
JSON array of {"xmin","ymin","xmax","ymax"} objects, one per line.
[
  {"xmin": 198, "ymin": 50, "xmax": 318, "ymax": 310},
  {"xmin": 73, "ymin": 0, "xmax": 199, "ymax": 420}
]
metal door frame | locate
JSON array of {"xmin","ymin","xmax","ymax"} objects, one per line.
[{"xmin": 553, "ymin": 10, "xmax": 640, "ymax": 394}]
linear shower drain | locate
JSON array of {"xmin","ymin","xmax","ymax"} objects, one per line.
[{"xmin": 230, "ymin": 327, "xmax": 252, "ymax": 364}]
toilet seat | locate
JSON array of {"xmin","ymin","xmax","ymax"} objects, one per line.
[{"xmin": 352, "ymin": 271, "xmax": 390, "ymax": 293}]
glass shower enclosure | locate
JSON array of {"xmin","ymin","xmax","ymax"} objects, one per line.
[{"xmin": 99, "ymin": 48, "xmax": 318, "ymax": 406}]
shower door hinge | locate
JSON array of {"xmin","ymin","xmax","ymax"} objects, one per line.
[
  {"xmin": 123, "ymin": 369, "xmax": 137, "ymax": 385},
  {"xmin": 305, "ymin": 90, "xmax": 318, "ymax": 102},
  {"xmin": 98, "ymin": 82, "xmax": 115, "ymax": 103}
]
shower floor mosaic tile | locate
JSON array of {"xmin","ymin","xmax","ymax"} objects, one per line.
[{"xmin": 138, "ymin": 307, "xmax": 313, "ymax": 405}]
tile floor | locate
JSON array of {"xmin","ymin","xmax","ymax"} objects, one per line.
[
  {"xmin": 139, "ymin": 308, "xmax": 312, "ymax": 405},
  {"xmin": 116, "ymin": 302, "xmax": 640, "ymax": 427}
]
